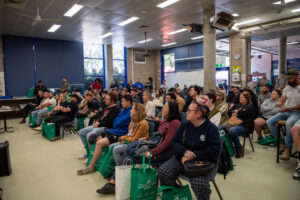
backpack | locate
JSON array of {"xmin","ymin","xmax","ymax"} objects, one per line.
[{"xmin": 217, "ymin": 141, "xmax": 233, "ymax": 179}]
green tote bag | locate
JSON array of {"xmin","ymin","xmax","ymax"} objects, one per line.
[
  {"xmin": 130, "ymin": 155, "xmax": 157, "ymax": 200},
  {"xmin": 220, "ymin": 131, "xmax": 235, "ymax": 157},
  {"xmin": 157, "ymin": 185, "xmax": 192, "ymax": 200},
  {"xmin": 86, "ymin": 144, "xmax": 108, "ymax": 170},
  {"xmin": 45, "ymin": 123, "xmax": 56, "ymax": 140},
  {"xmin": 98, "ymin": 145, "xmax": 116, "ymax": 178}
]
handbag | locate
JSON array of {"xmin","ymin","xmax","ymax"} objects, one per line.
[
  {"xmin": 183, "ymin": 160, "xmax": 215, "ymax": 178},
  {"xmin": 228, "ymin": 116, "xmax": 243, "ymax": 126},
  {"xmin": 182, "ymin": 124, "xmax": 215, "ymax": 178}
]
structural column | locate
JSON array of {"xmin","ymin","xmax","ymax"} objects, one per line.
[
  {"xmin": 241, "ymin": 37, "xmax": 251, "ymax": 87},
  {"xmin": 279, "ymin": 36, "xmax": 287, "ymax": 73},
  {"xmin": 202, "ymin": 1, "xmax": 216, "ymax": 90},
  {"xmin": 105, "ymin": 44, "xmax": 113, "ymax": 89},
  {"xmin": 0, "ymin": 35, "xmax": 5, "ymax": 96}
]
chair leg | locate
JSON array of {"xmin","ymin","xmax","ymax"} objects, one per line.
[
  {"xmin": 276, "ymin": 125, "xmax": 281, "ymax": 163},
  {"xmin": 212, "ymin": 180, "xmax": 223, "ymax": 200},
  {"xmin": 248, "ymin": 136, "xmax": 255, "ymax": 152},
  {"xmin": 62, "ymin": 127, "xmax": 65, "ymax": 140},
  {"xmin": 243, "ymin": 137, "xmax": 246, "ymax": 155}
]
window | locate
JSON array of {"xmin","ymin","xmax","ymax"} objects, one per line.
[
  {"xmin": 83, "ymin": 43, "xmax": 105, "ymax": 90},
  {"xmin": 112, "ymin": 44, "xmax": 127, "ymax": 87}
]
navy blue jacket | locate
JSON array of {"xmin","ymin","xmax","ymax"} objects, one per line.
[{"xmin": 172, "ymin": 119, "xmax": 220, "ymax": 163}]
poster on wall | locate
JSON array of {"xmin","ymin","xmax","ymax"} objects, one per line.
[
  {"xmin": 164, "ymin": 53, "xmax": 175, "ymax": 73},
  {"xmin": 232, "ymin": 66, "xmax": 241, "ymax": 73}
]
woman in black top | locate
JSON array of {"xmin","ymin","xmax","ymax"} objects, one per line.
[{"xmin": 221, "ymin": 92, "xmax": 254, "ymax": 158}]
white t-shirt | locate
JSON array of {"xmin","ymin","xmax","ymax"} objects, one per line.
[
  {"xmin": 145, "ymin": 101, "xmax": 155, "ymax": 118},
  {"xmin": 42, "ymin": 97, "xmax": 57, "ymax": 110},
  {"xmin": 283, "ymin": 85, "xmax": 300, "ymax": 111}
]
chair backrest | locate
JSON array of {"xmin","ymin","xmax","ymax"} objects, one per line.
[
  {"xmin": 209, "ymin": 139, "xmax": 224, "ymax": 181},
  {"xmin": 180, "ymin": 112, "xmax": 187, "ymax": 124},
  {"xmin": 147, "ymin": 120, "xmax": 155, "ymax": 137}
]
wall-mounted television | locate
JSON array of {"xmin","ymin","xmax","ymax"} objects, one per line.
[{"xmin": 134, "ymin": 51, "xmax": 146, "ymax": 64}]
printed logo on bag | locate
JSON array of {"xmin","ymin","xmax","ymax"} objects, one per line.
[
  {"xmin": 200, "ymin": 134, "xmax": 205, "ymax": 142},
  {"xmin": 137, "ymin": 179, "xmax": 155, "ymax": 190},
  {"xmin": 174, "ymin": 195, "xmax": 188, "ymax": 200}
]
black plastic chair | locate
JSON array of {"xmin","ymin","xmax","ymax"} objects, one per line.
[
  {"xmin": 179, "ymin": 139, "xmax": 224, "ymax": 200},
  {"xmin": 242, "ymin": 129, "xmax": 255, "ymax": 156},
  {"xmin": 61, "ymin": 118, "xmax": 78, "ymax": 139}
]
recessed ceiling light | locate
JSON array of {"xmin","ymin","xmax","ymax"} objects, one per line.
[
  {"xmin": 138, "ymin": 38, "xmax": 153, "ymax": 44},
  {"xmin": 191, "ymin": 35, "xmax": 203, "ymax": 40},
  {"xmin": 47, "ymin": 24, "xmax": 61, "ymax": 32},
  {"xmin": 235, "ymin": 18, "xmax": 260, "ymax": 26},
  {"xmin": 64, "ymin": 4, "xmax": 83, "ymax": 17},
  {"xmin": 157, "ymin": 0, "xmax": 181, "ymax": 8},
  {"xmin": 168, "ymin": 28, "xmax": 187, "ymax": 35},
  {"xmin": 118, "ymin": 17, "xmax": 139, "ymax": 26},
  {"xmin": 273, "ymin": 0, "xmax": 296, "ymax": 5},
  {"xmin": 161, "ymin": 42, "xmax": 177, "ymax": 47},
  {"xmin": 287, "ymin": 41, "xmax": 299, "ymax": 45},
  {"xmin": 101, "ymin": 32, "xmax": 113, "ymax": 39},
  {"xmin": 232, "ymin": 13, "xmax": 239, "ymax": 17},
  {"xmin": 291, "ymin": 8, "xmax": 300, "ymax": 12}
]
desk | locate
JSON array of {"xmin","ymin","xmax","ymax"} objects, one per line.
[
  {"xmin": 0, "ymin": 97, "xmax": 35, "ymax": 119},
  {"xmin": 0, "ymin": 110, "xmax": 15, "ymax": 133}
]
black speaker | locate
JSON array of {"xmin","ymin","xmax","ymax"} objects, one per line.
[{"xmin": 0, "ymin": 141, "xmax": 12, "ymax": 177}]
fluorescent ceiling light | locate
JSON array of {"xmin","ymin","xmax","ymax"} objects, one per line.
[
  {"xmin": 157, "ymin": 0, "xmax": 180, "ymax": 8},
  {"xmin": 191, "ymin": 35, "xmax": 203, "ymax": 40},
  {"xmin": 47, "ymin": 24, "xmax": 61, "ymax": 32},
  {"xmin": 291, "ymin": 8, "xmax": 300, "ymax": 12},
  {"xmin": 273, "ymin": 0, "xmax": 296, "ymax": 5},
  {"xmin": 287, "ymin": 41, "xmax": 299, "ymax": 45},
  {"xmin": 138, "ymin": 38, "xmax": 153, "ymax": 44},
  {"xmin": 64, "ymin": 4, "xmax": 83, "ymax": 17},
  {"xmin": 232, "ymin": 13, "xmax": 239, "ymax": 17},
  {"xmin": 118, "ymin": 17, "xmax": 139, "ymax": 26},
  {"xmin": 235, "ymin": 18, "xmax": 260, "ymax": 26},
  {"xmin": 101, "ymin": 32, "xmax": 113, "ymax": 39},
  {"xmin": 168, "ymin": 28, "xmax": 187, "ymax": 35},
  {"xmin": 161, "ymin": 42, "xmax": 177, "ymax": 47}
]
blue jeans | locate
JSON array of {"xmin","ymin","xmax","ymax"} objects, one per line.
[
  {"xmin": 31, "ymin": 109, "xmax": 48, "ymax": 126},
  {"xmin": 219, "ymin": 125, "xmax": 245, "ymax": 148},
  {"xmin": 78, "ymin": 126, "xmax": 107, "ymax": 150},
  {"xmin": 266, "ymin": 111, "xmax": 300, "ymax": 148}
]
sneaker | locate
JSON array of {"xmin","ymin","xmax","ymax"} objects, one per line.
[
  {"xmin": 78, "ymin": 154, "xmax": 87, "ymax": 160},
  {"xmin": 293, "ymin": 164, "xmax": 300, "ymax": 180},
  {"xmin": 50, "ymin": 136, "xmax": 60, "ymax": 142},
  {"xmin": 19, "ymin": 119, "xmax": 26, "ymax": 124},
  {"xmin": 33, "ymin": 126, "xmax": 42, "ymax": 131},
  {"xmin": 96, "ymin": 183, "xmax": 115, "ymax": 194}
]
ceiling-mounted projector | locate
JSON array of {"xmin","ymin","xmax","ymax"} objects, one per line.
[{"xmin": 212, "ymin": 12, "xmax": 234, "ymax": 31}]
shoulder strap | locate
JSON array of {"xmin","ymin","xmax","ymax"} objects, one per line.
[{"xmin": 182, "ymin": 123, "xmax": 187, "ymax": 145}]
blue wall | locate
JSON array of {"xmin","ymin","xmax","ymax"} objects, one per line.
[
  {"xmin": 3, "ymin": 35, "xmax": 84, "ymax": 96},
  {"xmin": 161, "ymin": 42, "xmax": 204, "ymax": 83}
]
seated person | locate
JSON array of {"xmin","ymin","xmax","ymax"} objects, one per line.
[
  {"xmin": 169, "ymin": 88, "xmax": 185, "ymax": 112},
  {"xmin": 291, "ymin": 119, "xmax": 300, "ymax": 180},
  {"xmin": 77, "ymin": 94, "xmax": 132, "ymax": 175},
  {"xmin": 60, "ymin": 77, "xmax": 70, "ymax": 93},
  {"xmin": 90, "ymin": 78, "xmax": 102, "ymax": 91},
  {"xmin": 142, "ymin": 102, "xmax": 181, "ymax": 169},
  {"xmin": 266, "ymin": 69, "xmax": 300, "ymax": 161},
  {"xmin": 153, "ymin": 89, "xmax": 164, "ymax": 107},
  {"xmin": 130, "ymin": 89, "xmax": 141, "ymax": 104},
  {"xmin": 137, "ymin": 88, "xmax": 144, "ymax": 104},
  {"xmin": 29, "ymin": 91, "xmax": 49, "ymax": 128},
  {"xmin": 254, "ymin": 89, "xmax": 281, "ymax": 142},
  {"xmin": 242, "ymin": 87, "xmax": 259, "ymax": 119},
  {"xmin": 183, "ymin": 85, "xmax": 202, "ymax": 112},
  {"xmin": 31, "ymin": 91, "xmax": 57, "ymax": 129},
  {"xmin": 77, "ymin": 93, "xmax": 99, "ymax": 118},
  {"xmin": 226, "ymin": 86, "xmax": 240, "ymax": 109},
  {"xmin": 44, "ymin": 94, "xmax": 78, "ymax": 142},
  {"xmin": 219, "ymin": 92, "xmax": 254, "ymax": 158},
  {"xmin": 158, "ymin": 100, "xmax": 220, "ymax": 200},
  {"xmin": 20, "ymin": 90, "xmax": 44, "ymax": 124},
  {"xmin": 143, "ymin": 90, "xmax": 155, "ymax": 119},
  {"xmin": 207, "ymin": 93, "xmax": 228, "ymax": 126},
  {"xmin": 78, "ymin": 91, "xmax": 88, "ymax": 111},
  {"xmin": 96, "ymin": 103, "xmax": 149, "ymax": 194},
  {"xmin": 165, "ymin": 92, "xmax": 176, "ymax": 103},
  {"xmin": 92, "ymin": 89, "xmax": 101, "ymax": 102},
  {"xmin": 78, "ymin": 92, "xmax": 121, "ymax": 158},
  {"xmin": 257, "ymin": 84, "xmax": 271, "ymax": 107},
  {"xmin": 34, "ymin": 80, "xmax": 47, "ymax": 97}
]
